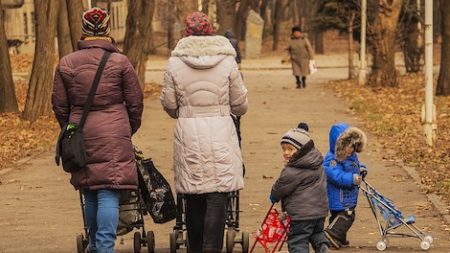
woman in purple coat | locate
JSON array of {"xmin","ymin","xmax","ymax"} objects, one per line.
[{"xmin": 52, "ymin": 8, "xmax": 143, "ymax": 253}]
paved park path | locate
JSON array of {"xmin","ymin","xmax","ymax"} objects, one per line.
[{"xmin": 0, "ymin": 55, "xmax": 449, "ymax": 252}]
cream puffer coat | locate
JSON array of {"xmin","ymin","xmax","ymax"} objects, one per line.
[{"xmin": 160, "ymin": 35, "xmax": 248, "ymax": 194}]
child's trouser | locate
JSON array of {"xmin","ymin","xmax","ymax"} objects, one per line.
[
  {"xmin": 325, "ymin": 208, "xmax": 356, "ymax": 246},
  {"xmin": 287, "ymin": 217, "xmax": 329, "ymax": 253}
]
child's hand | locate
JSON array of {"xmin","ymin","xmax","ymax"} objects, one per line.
[
  {"xmin": 269, "ymin": 194, "xmax": 278, "ymax": 204},
  {"xmin": 360, "ymin": 166, "xmax": 368, "ymax": 179},
  {"xmin": 353, "ymin": 174, "xmax": 362, "ymax": 185}
]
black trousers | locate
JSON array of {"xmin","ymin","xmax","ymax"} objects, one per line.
[
  {"xmin": 326, "ymin": 209, "xmax": 356, "ymax": 244},
  {"xmin": 185, "ymin": 192, "xmax": 228, "ymax": 253},
  {"xmin": 287, "ymin": 218, "xmax": 328, "ymax": 253}
]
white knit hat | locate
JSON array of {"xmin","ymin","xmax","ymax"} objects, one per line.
[{"xmin": 281, "ymin": 128, "xmax": 311, "ymax": 150}]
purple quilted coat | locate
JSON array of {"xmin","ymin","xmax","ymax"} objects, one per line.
[{"xmin": 52, "ymin": 39, "xmax": 143, "ymax": 190}]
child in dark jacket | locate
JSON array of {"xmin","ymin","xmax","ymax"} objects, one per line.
[
  {"xmin": 270, "ymin": 128, "xmax": 330, "ymax": 253},
  {"xmin": 323, "ymin": 122, "xmax": 368, "ymax": 249}
]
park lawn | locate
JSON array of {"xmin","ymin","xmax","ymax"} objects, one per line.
[{"xmin": 327, "ymin": 74, "xmax": 450, "ymax": 207}]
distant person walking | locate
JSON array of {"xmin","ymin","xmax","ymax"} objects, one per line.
[
  {"xmin": 224, "ymin": 30, "xmax": 243, "ymax": 147},
  {"xmin": 287, "ymin": 26, "xmax": 314, "ymax": 89},
  {"xmin": 160, "ymin": 12, "xmax": 248, "ymax": 253},
  {"xmin": 52, "ymin": 7, "xmax": 143, "ymax": 253},
  {"xmin": 224, "ymin": 30, "xmax": 242, "ymax": 66}
]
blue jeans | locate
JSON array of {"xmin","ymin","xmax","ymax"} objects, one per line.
[
  {"xmin": 288, "ymin": 218, "xmax": 329, "ymax": 253},
  {"xmin": 185, "ymin": 192, "xmax": 228, "ymax": 253},
  {"xmin": 84, "ymin": 189, "xmax": 120, "ymax": 253}
]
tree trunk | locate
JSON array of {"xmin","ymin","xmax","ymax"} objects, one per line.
[
  {"xmin": 250, "ymin": 0, "xmax": 259, "ymax": 11},
  {"xmin": 167, "ymin": 0, "xmax": 175, "ymax": 49},
  {"xmin": 260, "ymin": 0, "xmax": 270, "ymax": 39},
  {"xmin": 437, "ymin": 0, "xmax": 450, "ymax": 96},
  {"xmin": 433, "ymin": 0, "xmax": 441, "ymax": 42},
  {"xmin": 314, "ymin": 32, "xmax": 324, "ymax": 54},
  {"xmin": 0, "ymin": 0, "xmax": 19, "ymax": 113},
  {"xmin": 216, "ymin": 0, "xmax": 237, "ymax": 35},
  {"xmin": 22, "ymin": 0, "xmax": 59, "ymax": 122},
  {"xmin": 234, "ymin": 0, "xmax": 250, "ymax": 41},
  {"xmin": 123, "ymin": 0, "xmax": 155, "ymax": 87},
  {"xmin": 272, "ymin": 0, "xmax": 284, "ymax": 51},
  {"xmin": 178, "ymin": 0, "xmax": 198, "ymax": 20},
  {"xmin": 66, "ymin": 0, "xmax": 83, "ymax": 51},
  {"xmin": 202, "ymin": 0, "xmax": 209, "ymax": 14},
  {"xmin": 348, "ymin": 12, "xmax": 355, "ymax": 79},
  {"xmin": 367, "ymin": 0, "xmax": 402, "ymax": 87},
  {"xmin": 57, "ymin": 0, "xmax": 72, "ymax": 58},
  {"xmin": 291, "ymin": 0, "xmax": 300, "ymax": 26}
]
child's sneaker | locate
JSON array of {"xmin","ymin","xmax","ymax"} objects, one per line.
[
  {"xmin": 324, "ymin": 230, "xmax": 341, "ymax": 249},
  {"xmin": 341, "ymin": 240, "xmax": 350, "ymax": 248}
]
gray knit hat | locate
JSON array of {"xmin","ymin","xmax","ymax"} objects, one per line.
[{"xmin": 281, "ymin": 128, "xmax": 311, "ymax": 151}]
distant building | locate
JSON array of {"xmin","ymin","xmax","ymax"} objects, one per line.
[{"xmin": 2, "ymin": 0, "xmax": 128, "ymax": 54}]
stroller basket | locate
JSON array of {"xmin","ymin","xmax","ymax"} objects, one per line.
[{"xmin": 360, "ymin": 179, "xmax": 433, "ymax": 251}]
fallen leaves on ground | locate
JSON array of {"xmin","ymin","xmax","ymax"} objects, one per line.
[{"xmin": 327, "ymin": 74, "xmax": 450, "ymax": 205}]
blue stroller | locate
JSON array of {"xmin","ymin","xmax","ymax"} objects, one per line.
[{"xmin": 360, "ymin": 179, "xmax": 433, "ymax": 251}]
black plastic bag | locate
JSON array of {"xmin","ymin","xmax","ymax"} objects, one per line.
[{"xmin": 137, "ymin": 158, "xmax": 176, "ymax": 224}]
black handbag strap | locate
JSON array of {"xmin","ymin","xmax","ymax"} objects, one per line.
[{"xmin": 78, "ymin": 51, "xmax": 112, "ymax": 130}]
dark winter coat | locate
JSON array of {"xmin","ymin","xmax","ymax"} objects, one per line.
[
  {"xmin": 52, "ymin": 39, "xmax": 144, "ymax": 190},
  {"xmin": 271, "ymin": 146, "xmax": 329, "ymax": 221},
  {"xmin": 324, "ymin": 123, "xmax": 367, "ymax": 211},
  {"xmin": 287, "ymin": 35, "xmax": 314, "ymax": 77},
  {"xmin": 224, "ymin": 31, "xmax": 242, "ymax": 64}
]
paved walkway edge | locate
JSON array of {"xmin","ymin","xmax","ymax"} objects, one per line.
[{"xmin": 403, "ymin": 165, "xmax": 450, "ymax": 225}]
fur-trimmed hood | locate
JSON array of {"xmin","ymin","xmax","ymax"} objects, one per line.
[
  {"xmin": 328, "ymin": 123, "xmax": 367, "ymax": 162},
  {"xmin": 172, "ymin": 35, "xmax": 236, "ymax": 57},
  {"xmin": 171, "ymin": 36, "xmax": 237, "ymax": 69}
]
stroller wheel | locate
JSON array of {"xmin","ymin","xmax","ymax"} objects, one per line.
[
  {"xmin": 169, "ymin": 231, "xmax": 178, "ymax": 253},
  {"xmin": 241, "ymin": 231, "xmax": 249, "ymax": 253},
  {"xmin": 226, "ymin": 229, "xmax": 236, "ymax": 253},
  {"xmin": 146, "ymin": 231, "xmax": 155, "ymax": 253},
  {"xmin": 376, "ymin": 240, "xmax": 387, "ymax": 251},
  {"xmin": 134, "ymin": 231, "xmax": 142, "ymax": 253},
  {"xmin": 76, "ymin": 234, "xmax": 87, "ymax": 253},
  {"xmin": 424, "ymin": 235, "xmax": 433, "ymax": 244},
  {"xmin": 420, "ymin": 240, "xmax": 431, "ymax": 250}
]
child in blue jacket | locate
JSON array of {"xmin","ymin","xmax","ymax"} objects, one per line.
[{"xmin": 323, "ymin": 123, "xmax": 367, "ymax": 249}]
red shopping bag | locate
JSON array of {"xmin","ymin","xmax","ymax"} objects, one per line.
[{"xmin": 250, "ymin": 204, "xmax": 290, "ymax": 253}]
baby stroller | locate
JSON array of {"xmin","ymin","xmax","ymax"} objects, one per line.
[
  {"xmin": 249, "ymin": 204, "xmax": 290, "ymax": 253},
  {"xmin": 169, "ymin": 191, "xmax": 250, "ymax": 253},
  {"xmin": 360, "ymin": 179, "xmax": 433, "ymax": 251},
  {"xmin": 76, "ymin": 148, "xmax": 157, "ymax": 253}
]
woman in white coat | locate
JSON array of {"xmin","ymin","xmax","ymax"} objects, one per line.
[{"xmin": 160, "ymin": 12, "xmax": 248, "ymax": 253}]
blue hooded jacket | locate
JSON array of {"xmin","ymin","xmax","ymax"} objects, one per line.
[{"xmin": 324, "ymin": 123, "xmax": 367, "ymax": 211}]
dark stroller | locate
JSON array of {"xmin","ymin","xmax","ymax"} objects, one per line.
[
  {"xmin": 76, "ymin": 149, "xmax": 156, "ymax": 253},
  {"xmin": 360, "ymin": 179, "xmax": 433, "ymax": 251},
  {"xmin": 169, "ymin": 191, "xmax": 250, "ymax": 253},
  {"xmin": 169, "ymin": 115, "xmax": 250, "ymax": 253}
]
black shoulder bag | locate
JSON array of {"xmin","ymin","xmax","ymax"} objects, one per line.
[{"xmin": 55, "ymin": 51, "xmax": 112, "ymax": 173}]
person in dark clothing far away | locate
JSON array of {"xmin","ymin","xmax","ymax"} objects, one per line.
[{"xmin": 224, "ymin": 30, "xmax": 242, "ymax": 65}]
